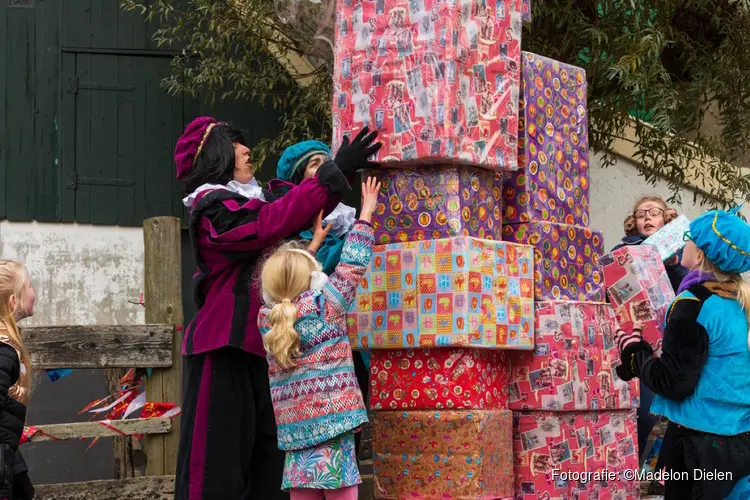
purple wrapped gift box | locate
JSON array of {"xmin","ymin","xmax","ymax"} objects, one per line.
[
  {"xmin": 504, "ymin": 52, "xmax": 590, "ymax": 227},
  {"xmin": 368, "ymin": 165, "xmax": 503, "ymax": 244}
]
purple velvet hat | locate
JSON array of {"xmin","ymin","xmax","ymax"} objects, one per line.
[{"xmin": 174, "ymin": 116, "xmax": 218, "ymax": 180}]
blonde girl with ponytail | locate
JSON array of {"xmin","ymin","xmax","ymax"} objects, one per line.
[
  {"xmin": 613, "ymin": 208, "xmax": 750, "ymax": 499},
  {"xmin": 258, "ymin": 177, "xmax": 380, "ymax": 499},
  {"xmin": 0, "ymin": 259, "xmax": 36, "ymax": 499}
]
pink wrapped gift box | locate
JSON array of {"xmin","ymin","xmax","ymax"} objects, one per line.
[
  {"xmin": 370, "ymin": 348, "xmax": 511, "ymax": 410},
  {"xmin": 508, "ymin": 301, "xmax": 640, "ymax": 411},
  {"xmin": 601, "ymin": 245, "xmax": 675, "ymax": 355},
  {"xmin": 373, "ymin": 409, "xmax": 513, "ymax": 499},
  {"xmin": 513, "ymin": 410, "xmax": 640, "ymax": 499},
  {"xmin": 503, "ymin": 222, "xmax": 605, "ymax": 301},
  {"xmin": 504, "ymin": 52, "xmax": 590, "ymax": 226},
  {"xmin": 332, "ymin": 0, "xmax": 522, "ymax": 169},
  {"xmin": 347, "ymin": 236, "xmax": 535, "ymax": 350},
  {"xmin": 369, "ymin": 165, "xmax": 503, "ymax": 244}
]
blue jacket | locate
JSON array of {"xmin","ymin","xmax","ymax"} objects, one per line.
[
  {"xmin": 612, "ymin": 234, "xmax": 689, "ymax": 292},
  {"xmin": 649, "ymin": 289, "xmax": 750, "ymax": 435},
  {"xmin": 621, "ymin": 285, "xmax": 750, "ymax": 436}
]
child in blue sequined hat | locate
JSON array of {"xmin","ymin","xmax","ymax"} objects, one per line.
[{"xmin": 615, "ymin": 207, "xmax": 750, "ymax": 500}]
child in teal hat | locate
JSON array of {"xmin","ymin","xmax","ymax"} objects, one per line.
[
  {"xmin": 615, "ymin": 207, "xmax": 750, "ymax": 499},
  {"xmin": 275, "ymin": 140, "xmax": 355, "ymax": 275}
]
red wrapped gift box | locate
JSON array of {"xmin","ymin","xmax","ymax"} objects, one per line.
[
  {"xmin": 600, "ymin": 245, "xmax": 675, "ymax": 355},
  {"xmin": 373, "ymin": 409, "xmax": 513, "ymax": 499},
  {"xmin": 332, "ymin": 0, "xmax": 523, "ymax": 169},
  {"xmin": 370, "ymin": 348, "xmax": 510, "ymax": 410},
  {"xmin": 508, "ymin": 301, "xmax": 640, "ymax": 411},
  {"xmin": 513, "ymin": 410, "xmax": 640, "ymax": 499}
]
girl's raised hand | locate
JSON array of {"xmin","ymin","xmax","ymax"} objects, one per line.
[
  {"xmin": 308, "ymin": 210, "xmax": 332, "ymax": 253},
  {"xmin": 360, "ymin": 176, "xmax": 381, "ymax": 223}
]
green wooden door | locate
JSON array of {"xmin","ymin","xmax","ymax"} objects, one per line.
[{"xmin": 60, "ymin": 51, "xmax": 187, "ymax": 225}]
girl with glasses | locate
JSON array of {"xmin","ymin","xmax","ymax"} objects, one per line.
[{"xmin": 611, "ymin": 195, "xmax": 689, "ymax": 479}]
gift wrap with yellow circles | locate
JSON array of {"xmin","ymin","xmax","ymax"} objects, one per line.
[
  {"xmin": 504, "ymin": 52, "xmax": 590, "ymax": 226},
  {"xmin": 367, "ymin": 165, "xmax": 503, "ymax": 244},
  {"xmin": 503, "ymin": 222, "xmax": 604, "ymax": 301}
]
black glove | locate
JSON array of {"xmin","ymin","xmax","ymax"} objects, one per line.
[
  {"xmin": 616, "ymin": 362, "xmax": 635, "ymax": 382},
  {"xmin": 333, "ymin": 127, "xmax": 382, "ymax": 177}
]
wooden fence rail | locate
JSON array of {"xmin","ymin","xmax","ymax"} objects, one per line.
[
  {"xmin": 21, "ymin": 325, "xmax": 175, "ymax": 369},
  {"xmin": 27, "ymin": 418, "xmax": 172, "ymax": 443},
  {"xmin": 25, "ymin": 217, "xmax": 183, "ymax": 498}
]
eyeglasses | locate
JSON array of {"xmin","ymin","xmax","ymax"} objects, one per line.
[
  {"xmin": 634, "ymin": 207, "xmax": 665, "ymax": 220},
  {"xmin": 683, "ymin": 231, "xmax": 692, "ymax": 242}
]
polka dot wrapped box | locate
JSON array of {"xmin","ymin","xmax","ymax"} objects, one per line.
[
  {"xmin": 502, "ymin": 222, "xmax": 605, "ymax": 301},
  {"xmin": 369, "ymin": 348, "xmax": 511, "ymax": 410},
  {"xmin": 508, "ymin": 301, "xmax": 640, "ymax": 412},
  {"xmin": 373, "ymin": 409, "xmax": 513, "ymax": 499},
  {"xmin": 504, "ymin": 52, "xmax": 590, "ymax": 227},
  {"xmin": 346, "ymin": 236, "xmax": 535, "ymax": 350},
  {"xmin": 367, "ymin": 165, "xmax": 503, "ymax": 244},
  {"xmin": 331, "ymin": 0, "xmax": 523, "ymax": 169},
  {"xmin": 513, "ymin": 410, "xmax": 640, "ymax": 499}
]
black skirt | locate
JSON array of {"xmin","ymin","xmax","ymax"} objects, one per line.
[{"xmin": 660, "ymin": 422, "xmax": 750, "ymax": 500}]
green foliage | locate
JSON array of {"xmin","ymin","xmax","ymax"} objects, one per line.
[
  {"xmin": 526, "ymin": 0, "xmax": 750, "ymax": 205},
  {"xmin": 122, "ymin": 0, "xmax": 750, "ymax": 204},
  {"xmin": 121, "ymin": 0, "xmax": 334, "ymax": 167}
]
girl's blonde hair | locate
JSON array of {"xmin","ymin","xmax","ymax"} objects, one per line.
[
  {"xmin": 696, "ymin": 258, "xmax": 750, "ymax": 349},
  {"xmin": 0, "ymin": 260, "xmax": 31, "ymax": 404},
  {"xmin": 260, "ymin": 243, "xmax": 321, "ymax": 369},
  {"xmin": 623, "ymin": 195, "xmax": 678, "ymax": 237}
]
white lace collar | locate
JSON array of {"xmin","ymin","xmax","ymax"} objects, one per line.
[{"xmin": 182, "ymin": 178, "xmax": 265, "ymax": 208}]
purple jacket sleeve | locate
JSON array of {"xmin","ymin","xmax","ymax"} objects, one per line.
[{"xmin": 200, "ymin": 175, "xmax": 341, "ymax": 253}]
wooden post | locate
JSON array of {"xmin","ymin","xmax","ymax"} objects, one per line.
[
  {"xmin": 143, "ymin": 217, "xmax": 183, "ymax": 476},
  {"xmin": 105, "ymin": 368, "xmax": 135, "ymax": 478}
]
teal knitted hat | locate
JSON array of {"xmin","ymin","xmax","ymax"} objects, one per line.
[
  {"xmin": 689, "ymin": 207, "xmax": 750, "ymax": 274},
  {"xmin": 276, "ymin": 140, "xmax": 331, "ymax": 182}
]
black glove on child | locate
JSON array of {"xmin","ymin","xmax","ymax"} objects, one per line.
[{"xmin": 333, "ymin": 127, "xmax": 383, "ymax": 177}]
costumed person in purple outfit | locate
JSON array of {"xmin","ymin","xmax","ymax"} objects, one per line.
[{"xmin": 173, "ymin": 117, "xmax": 381, "ymax": 500}]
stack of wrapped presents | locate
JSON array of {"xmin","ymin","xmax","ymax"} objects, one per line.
[
  {"xmin": 504, "ymin": 53, "xmax": 643, "ymax": 499},
  {"xmin": 332, "ymin": 0, "xmax": 677, "ymax": 497}
]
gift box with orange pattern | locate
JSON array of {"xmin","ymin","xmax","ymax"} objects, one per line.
[
  {"xmin": 503, "ymin": 52, "xmax": 590, "ymax": 226},
  {"xmin": 347, "ymin": 236, "xmax": 535, "ymax": 350},
  {"xmin": 372, "ymin": 410, "xmax": 513, "ymax": 499},
  {"xmin": 502, "ymin": 222, "xmax": 605, "ymax": 301},
  {"xmin": 367, "ymin": 165, "xmax": 503, "ymax": 244},
  {"xmin": 369, "ymin": 348, "xmax": 511, "ymax": 410},
  {"xmin": 513, "ymin": 410, "xmax": 639, "ymax": 499},
  {"xmin": 508, "ymin": 301, "xmax": 640, "ymax": 412}
]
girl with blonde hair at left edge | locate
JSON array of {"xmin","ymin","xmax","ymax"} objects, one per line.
[
  {"xmin": 0, "ymin": 260, "xmax": 36, "ymax": 500},
  {"xmin": 258, "ymin": 177, "xmax": 381, "ymax": 499}
]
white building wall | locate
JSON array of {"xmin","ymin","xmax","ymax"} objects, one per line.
[{"xmin": 0, "ymin": 221, "xmax": 145, "ymax": 327}]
